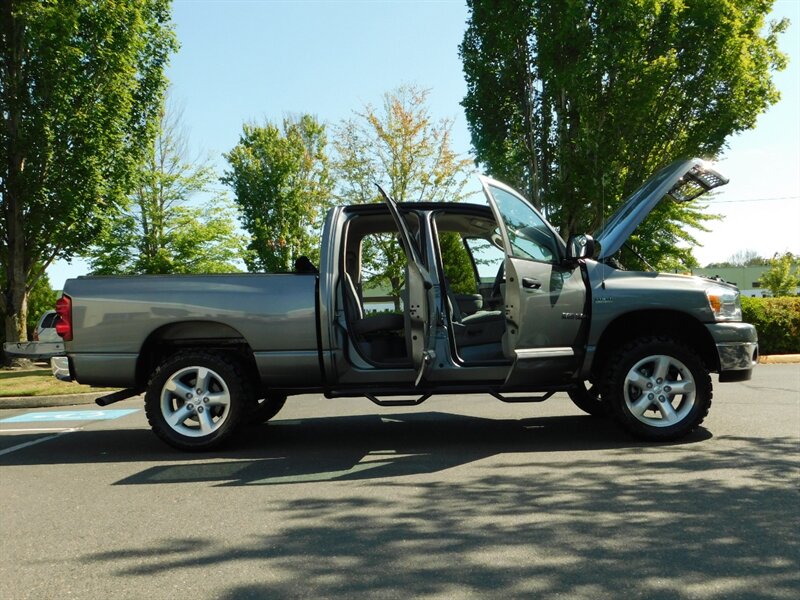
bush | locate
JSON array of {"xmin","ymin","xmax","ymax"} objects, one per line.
[{"xmin": 741, "ymin": 296, "xmax": 800, "ymax": 355}]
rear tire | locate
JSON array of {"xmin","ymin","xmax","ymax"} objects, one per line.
[
  {"xmin": 602, "ymin": 336, "xmax": 712, "ymax": 441},
  {"xmin": 144, "ymin": 351, "xmax": 252, "ymax": 451},
  {"xmin": 568, "ymin": 381, "xmax": 608, "ymax": 417}
]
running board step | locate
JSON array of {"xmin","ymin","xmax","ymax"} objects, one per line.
[
  {"xmin": 490, "ymin": 391, "xmax": 554, "ymax": 403},
  {"xmin": 365, "ymin": 394, "xmax": 431, "ymax": 407}
]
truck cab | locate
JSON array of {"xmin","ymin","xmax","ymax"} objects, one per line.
[{"xmin": 321, "ymin": 160, "xmax": 756, "ymax": 399}]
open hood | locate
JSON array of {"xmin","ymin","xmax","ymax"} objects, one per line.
[{"xmin": 594, "ymin": 158, "xmax": 728, "ymax": 259}]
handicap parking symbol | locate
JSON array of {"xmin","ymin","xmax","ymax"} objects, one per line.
[{"xmin": 0, "ymin": 409, "xmax": 138, "ymax": 423}]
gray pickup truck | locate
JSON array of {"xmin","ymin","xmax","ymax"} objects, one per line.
[{"xmin": 53, "ymin": 158, "xmax": 758, "ymax": 450}]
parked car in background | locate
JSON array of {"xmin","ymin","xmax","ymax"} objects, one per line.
[
  {"xmin": 34, "ymin": 310, "xmax": 60, "ymax": 343},
  {"xmin": 2, "ymin": 309, "xmax": 65, "ymax": 361}
]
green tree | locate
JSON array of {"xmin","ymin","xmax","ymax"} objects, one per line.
[
  {"xmin": 25, "ymin": 272, "xmax": 56, "ymax": 338},
  {"xmin": 222, "ymin": 115, "xmax": 332, "ymax": 273},
  {"xmin": 0, "ymin": 268, "xmax": 55, "ymax": 347},
  {"xmin": 460, "ymin": 0, "xmax": 788, "ymax": 270},
  {"xmin": 84, "ymin": 101, "xmax": 244, "ymax": 275},
  {"xmin": 333, "ymin": 85, "xmax": 475, "ymax": 307},
  {"xmin": 440, "ymin": 231, "xmax": 478, "ymax": 295},
  {"xmin": 760, "ymin": 252, "xmax": 799, "ymax": 297},
  {"xmin": 1, "ymin": 0, "xmax": 176, "ymax": 343},
  {"xmin": 706, "ymin": 249, "xmax": 767, "ymax": 269}
]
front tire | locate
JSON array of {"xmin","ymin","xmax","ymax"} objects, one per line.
[
  {"xmin": 249, "ymin": 394, "xmax": 287, "ymax": 424},
  {"xmin": 144, "ymin": 351, "xmax": 252, "ymax": 451},
  {"xmin": 602, "ymin": 336, "xmax": 712, "ymax": 441}
]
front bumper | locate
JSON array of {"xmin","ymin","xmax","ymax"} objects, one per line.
[{"xmin": 706, "ymin": 322, "xmax": 758, "ymax": 382}]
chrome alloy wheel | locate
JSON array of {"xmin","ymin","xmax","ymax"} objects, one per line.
[
  {"xmin": 623, "ymin": 354, "xmax": 696, "ymax": 428},
  {"xmin": 160, "ymin": 366, "xmax": 231, "ymax": 437}
]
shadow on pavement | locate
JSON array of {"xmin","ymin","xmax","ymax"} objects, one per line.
[
  {"xmin": 1, "ymin": 411, "xmax": 707, "ymax": 479},
  {"xmin": 5, "ymin": 407, "xmax": 796, "ymax": 598},
  {"xmin": 122, "ymin": 412, "xmax": 715, "ymax": 486},
  {"xmin": 81, "ymin": 430, "xmax": 798, "ymax": 599}
]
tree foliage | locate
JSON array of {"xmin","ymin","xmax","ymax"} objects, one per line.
[
  {"xmin": 222, "ymin": 115, "xmax": 332, "ymax": 273},
  {"xmin": 1, "ymin": 0, "xmax": 176, "ymax": 342},
  {"xmin": 760, "ymin": 252, "xmax": 799, "ymax": 297},
  {"xmin": 706, "ymin": 249, "xmax": 767, "ymax": 269},
  {"xmin": 741, "ymin": 296, "xmax": 800, "ymax": 353},
  {"xmin": 25, "ymin": 272, "xmax": 56, "ymax": 338},
  {"xmin": 333, "ymin": 85, "xmax": 475, "ymax": 305},
  {"xmin": 84, "ymin": 101, "xmax": 244, "ymax": 275},
  {"xmin": 460, "ymin": 0, "xmax": 788, "ymax": 270},
  {"xmin": 0, "ymin": 268, "xmax": 55, "ymax": 348},
  {"xmin": 439, "ymin": 231, "xmax": 478, "ymax": 295}
]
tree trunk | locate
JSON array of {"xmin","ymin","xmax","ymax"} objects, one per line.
[
  {"xmin": 3, "ymin": 284, "xmax": 28, "ymax": 342},
  {"xmin": 3, "ymin": 172, "xmax": 30, "ymax": 343},
  {"xmin": 2, "ymin": 2, "xmax": 30, "ymax": 343}
]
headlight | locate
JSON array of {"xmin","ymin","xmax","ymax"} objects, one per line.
[{"xmin": 706, "ymin": 285, "xmax": 742, "ymax": 321}]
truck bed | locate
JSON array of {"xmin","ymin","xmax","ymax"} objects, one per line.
[{"xmin": 63, "ymin": 273, "xmax": 320, "ymax": 388}]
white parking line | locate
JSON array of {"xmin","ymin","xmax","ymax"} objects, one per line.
[{"xmin": 0, "ymin": 428, "xmax": 79, "ymax": 457}]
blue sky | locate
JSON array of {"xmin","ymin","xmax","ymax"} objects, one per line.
[{"xmin": 48, "ymin": 0, "xmax": 799, "ymax": 288}]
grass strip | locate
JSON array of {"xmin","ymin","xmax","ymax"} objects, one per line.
[{"xmin": 0, "ymin": 369, "xmax": 116, "ymax": 398}]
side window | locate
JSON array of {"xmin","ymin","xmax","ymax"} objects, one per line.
[
  {"xmin": 41, "ymin": 313, "xmax": 57, "ymax": 328},
  {"xmin": 465, "ymin": 236, "xmax": 505, "ymax": 283},
  {"xmin": 488, "ymin": 185, "xmax": 559, "ymax": 263},
  {"xmin": 359, "ymin": 233, "xmax": 408, "ymax": 314}
]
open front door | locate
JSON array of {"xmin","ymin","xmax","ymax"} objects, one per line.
[
  {"xmin": 376, "ymin": 185, "xmax": 437, "ymax": 385},
  {"xmin": 478, "ymin": 176, "xmax": 588, "ymax": 387}
]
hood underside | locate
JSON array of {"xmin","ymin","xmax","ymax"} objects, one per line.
[{"xmin": 594, "ymin": 159, "xmax": 729, "ymax": 259}]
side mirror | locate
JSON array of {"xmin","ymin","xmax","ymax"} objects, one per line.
[{"xmin": 566, "ymin": 234, "xmax": 595, "ymax": 261}]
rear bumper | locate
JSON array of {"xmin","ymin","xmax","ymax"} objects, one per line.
[
  {"xmin": 3, "ymin": 341, "xmax": 64, "ymax": 360},
  {"xmin": 706, "ymin": 322, "xmax": 758, "ymax": 382},
  {"xmin": 69, "ymin": 353, "xmax": 138, "ymax": 387}
]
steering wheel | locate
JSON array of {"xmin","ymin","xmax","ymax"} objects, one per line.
[{"xmin": 490, "ymin": 262, "xmax": 505, "ymax": 300}]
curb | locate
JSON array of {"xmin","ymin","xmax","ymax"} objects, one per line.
[
  {"xmin": 0, "ymin": 392, "xmax": 111, "ymax": 410},
  {"xmin": 758, "ymin": 354, "xmax": 800, "ymax": 364}
]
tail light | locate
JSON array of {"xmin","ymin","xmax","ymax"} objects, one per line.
[
  {"xmin": 55, "ymin": 295, "xmax": 73, "ymax": 341},
  {"xmin": 33, "ymin": 329, "xmax": 40, "ymax": 341}
]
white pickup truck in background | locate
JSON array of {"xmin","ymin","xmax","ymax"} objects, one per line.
[{"xmin": 3, "ymin": 310, "xmax": 65, "ymax": 361}]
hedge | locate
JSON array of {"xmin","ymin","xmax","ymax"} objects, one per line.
[{"xmin": 741, "ymin": 296, "xmax": 800, "ymax": 355}]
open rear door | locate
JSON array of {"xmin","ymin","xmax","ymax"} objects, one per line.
[{"xmin": 376, "ymin": 185, "xmax": 436, "ymax": 386}]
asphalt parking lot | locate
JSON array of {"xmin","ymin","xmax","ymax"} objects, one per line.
[{"xmin": 1, "ymin": 364, "xmax": 798, "ymax": 599}]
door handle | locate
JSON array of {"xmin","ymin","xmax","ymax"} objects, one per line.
[{"xmin": 522, "ymin": 277, "xmax": 541, "ymax": 289}]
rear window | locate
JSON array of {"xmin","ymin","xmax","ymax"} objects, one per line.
[{"xmin": 41, "ymin": 312, "xmax": 58, "ymax": 328}]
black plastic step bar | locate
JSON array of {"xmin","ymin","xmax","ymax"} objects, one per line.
[
  {"xmin": 365, "ymin": 393, "xmax": 432, "ymax": 407},
  {"xmin": 489, "ymin": 391, "xmax": 554, "ymax": 403}
]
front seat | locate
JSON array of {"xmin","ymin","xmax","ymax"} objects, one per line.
[{"xmin": 446, "ymin": 288, "xmax": 505, "ymax": 360}]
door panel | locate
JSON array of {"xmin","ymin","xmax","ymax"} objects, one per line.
[
  {"xmin": 376, "ymin": 185, "xmax": 436, "ymax": 385},
  {"xmin": 504, "ymin": 258, "xmax": 587, "ymax": 352},
  {"xmin": 479, "ymin": 176, "xmax": 588, "ymax": 386}
]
